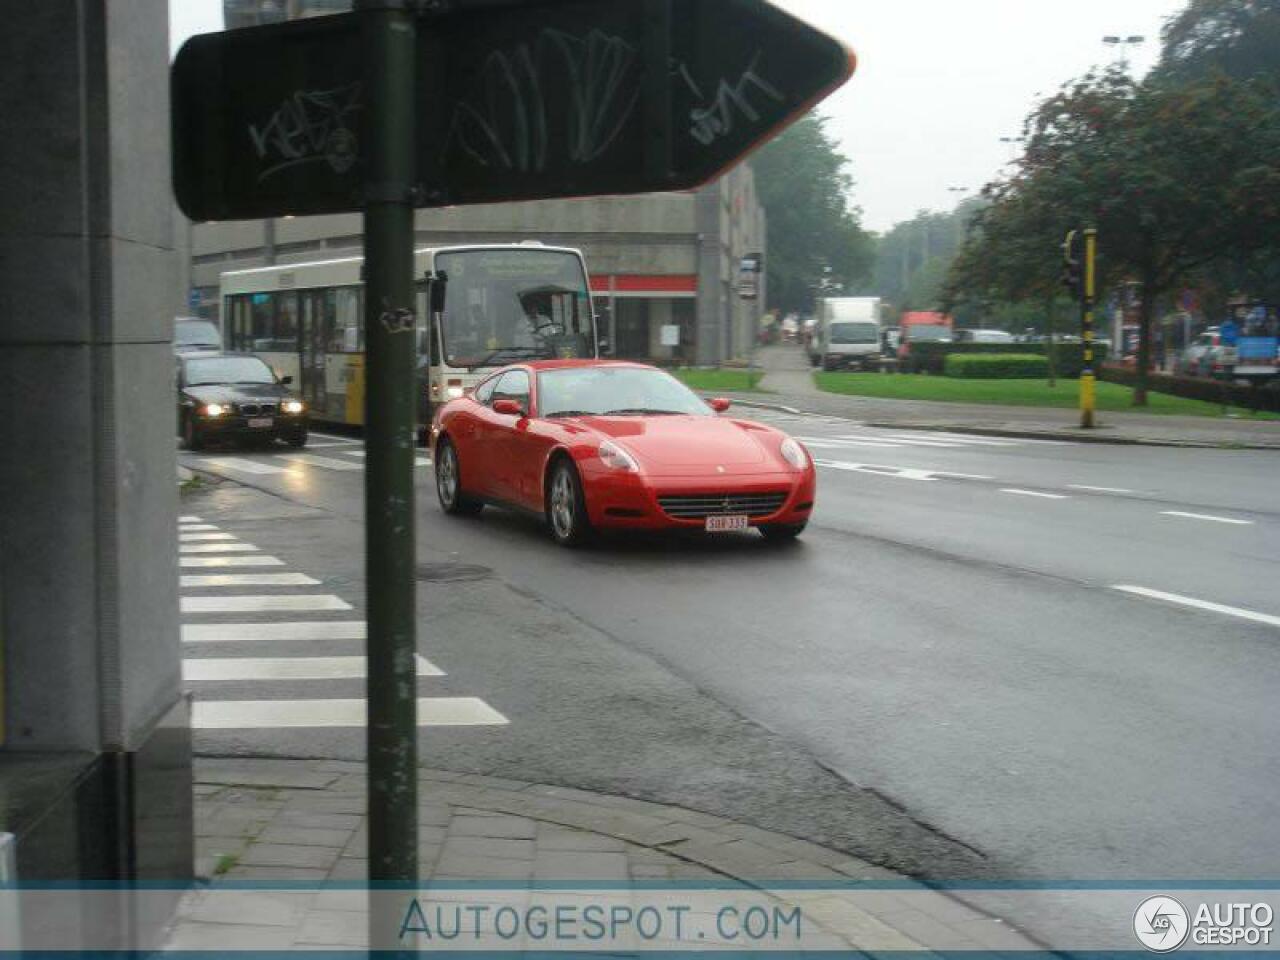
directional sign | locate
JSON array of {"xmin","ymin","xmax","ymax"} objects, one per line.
[{"xmin": 172, "ymin": 0, "xmax": 854, "ymax": 220}]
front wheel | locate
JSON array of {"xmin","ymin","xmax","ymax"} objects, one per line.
[
  {"xmin": 759, "ymin": 523, "xmax": 806, "ymax": 542},
  {"xmin": 435, "ymin": 438, "xmax": 483, "ymax": 516},
  {"xmin": 546, "ymin": 458, "xmax": 593, "ymax": 547}
]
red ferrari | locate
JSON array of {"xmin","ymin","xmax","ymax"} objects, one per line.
[{"xmin": 428, "ymin": 360, "xmax": 816, "ymax": 547}]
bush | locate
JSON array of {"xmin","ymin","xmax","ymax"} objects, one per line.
[
  {"xmin": 944, "ymin": 353, "xmax": 1050, "ymax": 379},
  {"xmin": 903, "ymin": 341, "xmax": 1109, "ymax": 377},
  {"xmin": 1099, "ymin": 366, "xmax": 1280, "ymax": 413}
]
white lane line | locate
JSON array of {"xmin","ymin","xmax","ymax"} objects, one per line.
[
  {"xmin": 815, "ymin": 460, "xmax": 993, "ymax": 482},
  {"xmin": 339, "ymin": 449, "xmax": 366, "ymax": 458},
  {"xmin": 879, "ymin": 434, "xmax": 1018, "ymax": 447},
  {"xmin": 183, "ymin": 654, "xmax": 443, "ymax": 682},
  {"xmin": 416, "ymin": 457, "xmax": 432, "ymax": 467},
  {"xmin": 180, "ymin": 594, "xmax": 352, "ymax": 613},
  {"xmin": 179, "ymin": 532, "xmax": 239, "ymax": 542},
  {"xmin": 183, "ymin": 621, "xmax": 365, "ymax": 642},
  {"xmin": 304, "ymin": 441, "xmax": 357, "ymax": 449},
  {"xmin": 180, "ymin": 555, "xmax": 286, "ymax": 569},
  {"xmin": 179, "ymin": 542, "xmax": 261, "ymax": 555},
  {"xmin": 1113, "ymin": 586, "xmax": 1280, "ymax": 628},
  {"xmin": 179, "ymin": 515, "xmax": 203, "ymax": 523},
  {"xmin": 1160, "ymin": 510, "xmax": 1253, "ymax": 526},
  {"xmin": 799, "ymin": 438, "xmax": 907, "ymax": 450},
  {"xmin": 179, "ymin": 524, "xmax": 220, "ymax": 532},
  {"xmin": 279, "ymin": 454, "xmax": 364, "ymax": 472},
  {"xmin": 192, "ymin": 697, "xmax": 508, "ymax": 728},
  {"xmin": 198, "ymin": 457, "xmax": 292, "ymax": 475},
  {"xmin": 1001, "ymin": 488, "xmax": 1070, "ymax": 500},
  {"xmin": 309, "ymin": 433, "xmax": 362, "ymax": 446},
  {"xmin": 180, "ymin": 572, "xmax": 321, "ymax": 588},
  {"xmin": 1068, "ymin": 484, "xmax": 1135, "ymax": 494}
]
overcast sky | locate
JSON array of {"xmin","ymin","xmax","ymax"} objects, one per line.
[{"xmin": 169, "ymin": 0, "xmax": 1187, "ymax": 233}]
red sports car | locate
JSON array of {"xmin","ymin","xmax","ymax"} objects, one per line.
[{"xmin": 428, "ymin": 360, "xmax": 816, "ymax": 546}]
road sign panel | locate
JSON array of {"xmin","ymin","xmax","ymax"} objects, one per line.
[{"xmin": 173, "ymin": 0, "xmax": 854, "ymax": 221}]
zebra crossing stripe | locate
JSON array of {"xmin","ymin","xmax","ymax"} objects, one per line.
[
  {"xmin": 191, "ymin": 697, "xmax": 507, "ymax": 728},
  {"xmin": 180, "ymin": 555, "xmax": 287, "ymax": 569},
  {"xmin": 179, "ymin": 515, "xmax": 203, "ymax": 523},
  {"xmin": 183, "ymin": 654, "xmax": 444, "ymax": 681},
  {"xmin": 180, "ymin": 532, "xmax": 238, "ymax": 542},
  {"xmin": 179, "ymin": 524, "xmax": 220, "ymax": 532},
  {"xmin": 183, "ymin": 621, "xmax": 365, "ymax": 642},
  {"xmin": 279, "ymin": 454, "xmax": 364, "ymax": 472},
  {"xmin": 179, "ymin": 542, "xmax": 261, "ymax": 554},
  {"xmin": 180, "ymin": 595, "xmax": 352, "ymax": 613},
  {"xmin": 198, "ymin": 457, "xmax": 292, "ymax": 475},
  {"xmin": 179, "ymin": 572, "xmax": 321, "ymax": 588}
]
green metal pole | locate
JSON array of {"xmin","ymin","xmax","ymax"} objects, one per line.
[{"xmin": 357, "ymin": 0, "xmax": 417, "ymax": 949}]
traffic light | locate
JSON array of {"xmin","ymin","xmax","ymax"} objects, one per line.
[{"xmin": 1061, "ymin": 229, "xmax": 1082, "ymax": 299}]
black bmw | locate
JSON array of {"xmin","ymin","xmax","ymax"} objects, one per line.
[{"xmin": 177, "ymin": 353, "xmax": 308, "ymax": 450}]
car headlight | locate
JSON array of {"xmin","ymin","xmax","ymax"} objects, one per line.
[
  {"xmin": 598, "ymin": 439, "xmax": 639, "ymax": 472},
  {"xmin": 780, "ymin": 437, "xmax": 808, "ymax": 469},
  {"xmin": 283, "ymin": 400, "xmax": 305, "ymax": 414},
  {"xmin": 203, "ymin": 403, "xmax": 226, "ymax": 417}
]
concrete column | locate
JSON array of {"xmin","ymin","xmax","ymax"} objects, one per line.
[
  {"xmin": 695, "ymin": 183, "xmax": 723, "ymax": 365},
  {"xmin": 0, "ymin": 0, "xmax": 190, "ymax": 892}
]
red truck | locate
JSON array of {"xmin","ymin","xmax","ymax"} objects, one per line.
[{"xmin": 898, "ymin": 312, "xmax": 954, "ymax": 369}]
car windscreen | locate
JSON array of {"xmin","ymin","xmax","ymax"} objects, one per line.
[
  {"xmin": 437, "ymin": 249, "xmax": 594, "ymax": 370},
  {"xmin": 829, "ymin": 322, "xmax": 879, "ymax": 345},
  {"xmin": 908, "ymin": 325, "xmax": 952, "ymax": 341},
  {"xmin": 175, "ymin": 319, "xmax": 221, "ymax": 347},
  {"xmin": 537, "ymin": 367, "xmax": 713, "ymax": 418},
  {"xmin": 185, "ymin": 356, "xmax": 276, "ymax": 386}
]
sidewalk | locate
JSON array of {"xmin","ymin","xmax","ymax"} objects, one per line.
[
  {"xmin": 167, "ymin": 757, "xmax": 1038, "ymax": 951},
  {"xmin": 744, "ymin": 345, "xmax": 1280, "ymax": 449}
]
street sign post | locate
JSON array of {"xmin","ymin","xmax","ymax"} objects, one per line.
[{"xmin": 172, "ymin": 1, "xmax": 854, "ymax": 947}]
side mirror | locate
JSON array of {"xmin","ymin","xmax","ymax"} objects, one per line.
[
  {"xmin": 280, "ymin": 375, "xmax": 294, "ymax": 385},
  {"xmin": 708, "ymin": 397, "xmax": 731, "ymax": 413},
  {"xmin": 492, "ymin": 398, "xmax": 525, "ymax": 417}
]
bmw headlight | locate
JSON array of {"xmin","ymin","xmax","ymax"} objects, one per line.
[
  {"xmin": 598, "ymin": 439, "xmax": 639, "ymax": 472},
  {"xmin": 203, "ymin": 403, "xmax": 226, "ymax": 417},
  {"xmin": 780, "ymin": 437, "xmax": 808, "ymax": 469},
  {"xmin": 283, "ymin": 400, "xmax": 305, "ymax": 414}
]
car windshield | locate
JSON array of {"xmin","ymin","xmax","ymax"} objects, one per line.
[
  {"xmin": 175, "ymin": 319, "xmax": 221, "ymax": 347},
  {"xmin": 537, "ymin": 367, "xmax": 713, "ymax": 418},
  {"xmin": 908, "ymin": 325, "xmax": 952, "ymax": 341},
  {"xmin": 185, "ymin": 356, "xmax": 276, "ymax": 386},
  {"xmin": 829, "ymin": 322, "xmax": 879, "ymax": 344}
]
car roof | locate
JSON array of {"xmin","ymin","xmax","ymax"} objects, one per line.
[{"xmin": 523, "ymin": 359, "xmax": 655, "ymax": 372}]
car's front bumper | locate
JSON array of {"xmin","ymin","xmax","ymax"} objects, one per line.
[{"xmin": 195, "ymin": 414, "xmax": 308, "ymax": 441}]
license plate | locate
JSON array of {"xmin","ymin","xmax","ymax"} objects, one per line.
[
  {"xmin": 248, "ymin": 417, "xmax": 274, "ymax": 429},
  {"xmin": 705, "ymin": 514, "xmax": 749, "ymax": 532}
]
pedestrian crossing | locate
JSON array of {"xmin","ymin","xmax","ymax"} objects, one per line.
[
  {"xmin": 183, "ymin": 436, "xmax": 432, "ymax": 477},
  {"xmin": 178, "ymin": 515, "xmax": 507, "ymax": 731},
  {"xmin": 793, "ymin": 430, "xmax": 1061, "ymax": 451}
]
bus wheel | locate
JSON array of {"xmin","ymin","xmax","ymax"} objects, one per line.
[{"xmin": 435, "ymin": 438, "xmax": 482, "ymax": 516}]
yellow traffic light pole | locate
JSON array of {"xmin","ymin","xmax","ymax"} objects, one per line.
[{"xmin": 1080, "ymin": 228, "xmax": 1098, "ymax": 428}]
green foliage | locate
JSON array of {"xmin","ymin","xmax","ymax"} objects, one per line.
[
  {"xmin": 944, "ymin": 354, "xmax": 1049, "ymax": 379},
  {"xmin": 904, "ymin": 341, "xmax": 1109, "ymax": 377},
  {"xmin": 752, "ymin": 113, "xmax": 874, "ymax": 313},
  {"xmin": 1154, "ymin": 0, "xmax": 1280, "ymax": 88},
  {"xmin": 1099, "ymin": 365, "xmax": 1280, "ymax": 414},
  {"xmin": 873, "ymin": 201, "xmax": 984, "ymax": 315}
]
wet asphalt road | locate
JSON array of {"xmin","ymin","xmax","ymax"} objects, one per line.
[{"xmin": 178, "ymin": 413, "xmax": 1280, "ymax": 944}]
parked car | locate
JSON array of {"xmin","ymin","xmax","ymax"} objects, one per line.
[
  {"xmin": 177, "ymin": 353, "xmax": 308, "ymax": 450},
  {"xmin": 955, "ymin": 328, "xmax": 1014, "ymax": 344},
  {"xmin": 1176, "ymin": 329, "xmax": 1221, "ymax": 377},
  {"xmin": 174, "ymin": 316, "xmax": 222, "ymax": 355}
]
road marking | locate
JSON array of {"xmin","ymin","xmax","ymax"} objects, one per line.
[
  {"xmin": 198, "ymin": 457, "xmax": 292, "ymax": 475},
  {"xmin": 179, "ymin": 531, "xmax": 239, "ymax": 542},
  {"xmin": 878, "ymin": 434, "xmax": 1018, "ymax": 447},
  {"xmin": 279, "ymin": 454, "xmax": 365, "ymax": 472},
  {"xmin": 1160, "ymin": 510, "xmax": 1252, "ymax": 526},
  {"xmin": 180, "ymin": 594, "xmax": 353, "ymax": 613},
  {"xmin": 183, "ymin": 621, "xmax": 366, "ymax": 642},
  {"xmin": 310, "ymin": 433, "xmax": 362, "ymax": 446},
  {"xmin": 305, "ymin": 441, "xmax": 358, "ymax": 449},
  {"xmin": 179, "ymin": 515, "xmax": 203, "ymax": 523},
  {"xmin": 180, "ymin": 555, "xmax": 286, "ymax": 568},
  {"xmin": 183, "ymin": 654, "xmax": 443, "ymax": 682},
  {"xmin": 179, "ymin": 572, "xmax": 321, "ymax": 588},
  {"xmin": 1113, "ymin": 586, "xmax": 1280, "ymax": 628},
  {"xmin": 1068, "ymin": 484, "xmax": 1135, "ymax": 494},
  {"xmin": 179, "ymin": 523, "xmax": 220, "ymax": 532},
  {"xmin": 1001, "ymin": 488, "xmax": 1070, "ymax": 500},
  {"xmin": 179, "ymin": 542, "xmax": 261, "ymax": 555},
  {"xmin": 816, "ymin": 459, "xmax": 993, "ymax": 482},
  {"xmin": 191, "ymin": 697, "xmax": 508, "ymax": 728}
]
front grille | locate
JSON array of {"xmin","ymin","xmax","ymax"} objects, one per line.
[
  {"xmin": 237, "ymin": 402, "xmax": 277, "ymax": 416},
  {"xmin": 657, "ymin": 492, "xmax": 788, "ymax": 520}
]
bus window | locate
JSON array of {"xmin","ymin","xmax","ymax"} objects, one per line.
[
  {"xmin": 251, "ymin": 293, "xmax": 273, "ymax": 351},
  {"xmin": 275, "ymin": 292, "xmax": 299, "ymax": 352}
]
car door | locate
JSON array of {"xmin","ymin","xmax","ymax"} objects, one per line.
[{"xmin": 481, "ymin": 369, "xmax": 532, "ymax": 503}]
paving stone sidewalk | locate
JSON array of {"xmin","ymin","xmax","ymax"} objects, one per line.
[{"xmin": 166, "ymin": 757, "xmax": 1038, "ymax": 952}]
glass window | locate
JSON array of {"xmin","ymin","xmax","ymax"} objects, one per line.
[
  {"xmin": 473, "ymin": 375, "xmax": 498, "ymax": 405},
  {"xmin": 536, "ymin": 366, "xmax": 712, "ymax": 418},
  {"xmin": 274, "ymin": 292, "xmax": 299, "ymax": 351},
  {"xmin": 829, "ymin": 322, "xmax": 880, "ymax": 345},
  {"xmin": 250, "ymin": 293, "xmax": 274, "ymax": 350},
  {"xmin": 490, "ymin": 370, "xmax": 530, "ymax": 408},
  {"xmin": 334, "ymin": 287, "xmax": 362, "ymax": 352},
  {"xmin": 184, "ymin": 355, "xmax": 277, "ymax": 386}
]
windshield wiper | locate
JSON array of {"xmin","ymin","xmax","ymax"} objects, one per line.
[
  {"xmin": 601, "ymin": 408, "xmax": 684, "ymax": 416},
  {"xmin": 465, "ymin": 347, "xmax": 544, "ymax": 370}
]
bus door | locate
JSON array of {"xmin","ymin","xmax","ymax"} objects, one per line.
[{"xmin": 299, "ymin": 289, "xmax": 328, "ymax": 414}]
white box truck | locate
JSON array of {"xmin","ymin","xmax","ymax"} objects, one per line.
[{"xmin": 813, "ymin": 297, "xmax": 883, "ymax": 370}]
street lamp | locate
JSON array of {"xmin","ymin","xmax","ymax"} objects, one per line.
[
  {"xmin": 1102, "ymin": 34, "xmax": 1146, "ymax": 70},
  {"xmin": 999, "ymin": 136, "xmax": 1025, "ymax": 162}
]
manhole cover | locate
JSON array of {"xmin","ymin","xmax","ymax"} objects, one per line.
[{"xmin": 416, "ymin": 563, "xmax": 492, "ymax": 583}]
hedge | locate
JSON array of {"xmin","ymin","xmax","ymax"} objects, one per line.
[
  {"xmin": 1098, "ymin": 365, "xmax": 1280, "ymax": 413},
  {"xmin": 903, "ymin": 341, "xmax": 1110, "ymax": 377},
  {"xmin": 944, "ymin": 353, "xmax": 1051, "ymax": 379}
]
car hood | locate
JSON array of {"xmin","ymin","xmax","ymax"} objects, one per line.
[
  {"xmin": 574, "ymin": 415, "xmax": 776, "ymax": 470},
  {"xmin": 184, "ymin": 383, "xmax": 291, "ymax": 405}
]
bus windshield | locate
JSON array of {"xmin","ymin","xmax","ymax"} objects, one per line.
[{"xmin": 436, "ymin": 249, "xmax": 595, "ymax": 370}]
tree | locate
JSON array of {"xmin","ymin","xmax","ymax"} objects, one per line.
[
  {"xmin": 752, "ymin": 112, "xmax": 873, "ymax": 313},
  {"xmin": 1155, "ymin": 0, "xmax": 1280, "ymax": 87}
]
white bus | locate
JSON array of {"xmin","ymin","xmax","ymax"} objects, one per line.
[{"xmin": 220, "ymin": 243, "xmax": 599, "ymax": 427}]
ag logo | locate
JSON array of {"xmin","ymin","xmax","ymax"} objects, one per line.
[{"xmin": 1134, "ymin": 896, "xmax": 1190, "ymax": 952}]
